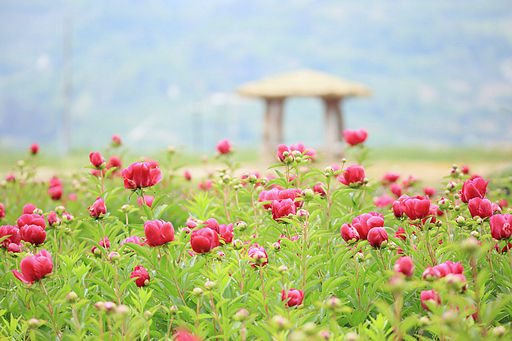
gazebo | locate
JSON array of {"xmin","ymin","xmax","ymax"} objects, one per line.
[{"xmin": 236, "ymin": 69, "xmax": 371, "ymax": 158}]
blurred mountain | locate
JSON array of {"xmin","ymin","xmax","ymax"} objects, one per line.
[{"xmin": 1, "ymin": 0, "xmax": 512, "ymax": 153}]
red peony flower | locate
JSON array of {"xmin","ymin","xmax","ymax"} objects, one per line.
[
  {"xmin": 271, "ymin": 199, "xmax": 296, "ymax": 221},
  {"xmin": 343, "ymin": 128, "xmax": 368, "ymax": 146},
  {"xmin": 490, "ymin": 214, "xmax": 512, "ymax": 240},
  {"xmin": 216, "ymin": 138, "xmax": 232, "ymax": 154},
  {"xmin": 248, "ymin": 246, "xmax": 268, "ymax": 267},
  {"xmin": 420, "ymin": 290, "xmax": 441, "ymax": 311},
  {"xmin": 144, "ymin": 220, "xmax": 175, "ymax": 247},
  {"xmin": 281, "ymin": 288, "xmax": 304, "ymax": 307},
  {"xmin": 13, "ymin": 249, "xmax": 53, "ymax": 284},
  {"xmin": 340, "ymin": 223, "xmax": 360, "ymax": 243},
  {"xmin": 351, "ymin": 212, "xmax": 384, "ymax": 240},
  {"xmin": 468, "ymin": 197, "xmax": 493, "ymax": 219},
  {"xmin": 338, "ymin": 165, "xmax": 365, "ymax": 186},
  {"xmin": 30, "ymin": 143, "xmax": 39, "ymax": 155},
  {"xmin": 367, "ymin": 227, "xmax": 388, "ymax": 248},
  {"xmin": 88, "ymin": 197, "xmax": 106, "ymax": 219},
  {"xmin": 393, "ymin": 256, "xmax": 415, "ymax": 277},
  {"xmin": 460, "ymin": 178, "xmax": 489, "ymax": 203},
  {"xmin": 0, "ymin": 225, "xmax": 21, "ymax": 247},
  {"xmin": 130, "ymin": 265, "xmax": 150, "ymax": 287},
  {"xmin": 89, "ymin": 152, "xmax": 106, "ymax": 169},
  {"xmin": 122, "ymin": 162, "xmax": 162, "ymax": 190},
  {"xmin": 19, "ymin": 225, "xmax": 46, "ymax": 245},
  {"xmin": 190, "ymin": 227, "xmax": 219, "ymax": 254}
]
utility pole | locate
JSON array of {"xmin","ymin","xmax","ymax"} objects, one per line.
[{"xmin": 63, "ymin": 11, "xmax": 73, "ymax": 155}]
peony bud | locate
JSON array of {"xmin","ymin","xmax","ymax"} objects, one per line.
[
  {"xmin": 192, "ymin": 287, "xmax": 203, "ymax": 296},
  {"xmin": 418, "ymin": 316, "xmax": 430, "ymax": 326},
  {"xmin": 345, "ymin": 332, "xmax": 359, "ymax": 341},
  {"xmin": 66, "ymin": 291, "xmax": 78, "ymax": 303},
  {"xmin": 271, "ymin": 315, "xmax": 290, "ymax": 331},
  {"xmin": 27, "ymin": 318, "xmax": 40, "ymax": 328},
  {"xmin": 233, "ymin": 308, "xmax": 249, "ymax": 322},
  {"xmin": 278, "ymin": 265, "xmax": 288, "ymax": 274},
  {"xmin": 109, "ymin": 252, "xmax": 120, "ymax": 262},
  {"xmin": 232, "ymin": 239, "xmax": 243, "ymax": 250},
  {"xmin": 461, "ymin": 237, "xmax": 480, "ymax": 254},
  {"xmin": 492, "ymin": 326, "xmax": 506, "ymax": 337},
  {"xmin": 115, "ymin": 305, "xmax": 130, "ymax": 319},
  {"xmin": 144, "ymin": 310, "xmax": 153, "ymax": 320},
  {"xmin": 326, "ymin": 296, "xmax": 342, "ymax": 310},
  {"xmin": 205, "ymin": 280, "xmax": 216, "ymax": 289},
  {"xmin": 235, "ymin": 221, "xmax": 248, "ymax": 231}
]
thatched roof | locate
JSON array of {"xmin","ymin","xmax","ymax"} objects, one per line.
[{"xmin": 237, "ymin": 69, "xmax": 371, "ymax": 98}]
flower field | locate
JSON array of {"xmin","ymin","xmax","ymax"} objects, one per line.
[{"xmin": 1, "ymin": 132, "xmax": 512, "ymax": 341}]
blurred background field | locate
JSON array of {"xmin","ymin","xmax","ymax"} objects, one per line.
[
  {"xmin": 1, "ymin": 145, "xmax": 511, "ymax": 188},
  {"xmin": 1, "ymin": 0, "xmax": 512, "ymax": 157}
]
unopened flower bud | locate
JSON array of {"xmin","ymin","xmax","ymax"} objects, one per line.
[
  {"xmin": 66, "ymin": 291, "xmax": 78, "ymax": 303},
  {"xmin": 233, "ymin": 239, "xmax": 243, "ymax": 250},
  {"xmin": 62, "ymin": 213, "xmax": 74, "ymax": 224},
  {"xmin": 144, "ymin": 310, "xmax": 153, "ymax": 319},
  {"xmin": 341, "ymin": 158, "xmax": 347, "ymax": 164},
  {"xmin": 278, "ymin": 265, "xmax": 288, "ymax": 274},
  {"xmin": 492, "ymin": 326, "xmax": 506, "ymax": 337},
  {"xmin": 170, "ymin": 305, "xmax": 178, "ymax": 315},
  {"xmin": 121, "ymin": 204, "xmax": 131, "ymax": 213},
  {"xmin": 302, "ymin": 322, "xmax": 317, "ymax": 335},
  {"xmin": 292, "ymin": 150, "xmax": 301, "ymax": 158},
  {"xmin": 419, "ymin": 316, "xmax": 430, "ymax": 326},
  {"xmin": 115, "ymin": 305, "xmax": 130, "ymax": 319},
  {"xmin": 94, "ymin": 247, "xmax": 102, "ymax": 257},
  {"xmin": 271, "ymin": 315, "xmax": 290, "ymax": 331},
  {"xmin": 205, "ymin": 281, "xmax": 216, "ymax": 289},
  {"xmin": 248, "ymin": 174, "xmax": 257, "ymax": 183},
  {"xmin": 17, "ymin": 160, "xmax": 25, "ymax": 167},
  {"xmin": 363, "ymin": 178, "xmax": 369, "ymax": 185},
  {"xmin": 109, "ymin": 251, "xmax": 120, "ymax": 262},
  {"xmin": 442, "ymin": 310, "xmax": 457, "ymax": 326},
  {"xmin": 233, "ymin": 308, "xmax": 249, "ymax": 321},
  {"xmin": 285, "ymin": 155, "xmax": 294, "ymax": 164},
  {"xmin": 462, "ymin": 237, "xmax": 479, "ymax": 254},
  {"xmin": 475, "ymin": 217, "xmax": 483, "ymax": 224},
  {"xmin": 33, "ymin": 208, "xmax": 44, "ymax": 215},
  {"xmin": 283, "ymin": 151, "xmax": 290, "ymax": 158},
  {"xmin": 455, "ymin": 216, "xmax": 465, "ymax": 225},
  {"xmin": 446, "ymin": 182, "xmax": 456, "ymax": 191},
  {"xmin": 388, "ymin": 275, "xmax": 406, "ymax": 294},
  {"xmin": 345, "ymin": 332, "xmax": 359, "ymax": 341},
  {"xmin": 167, "ymin": 145, "xmax": 175, "ymax": 154},
  {"xmin": 318, "ymin": 331, "xmax": 330, "ymax": 340},
  {"xmin": 103, "ymin": 302, "xmax": 116, "ymax": 312},
  {"xmin": 297, "ymin": 209, "xmax": 309, "ymax": 219},
  {"xmin": 303, "ymin": 188, "xmax": 314, "ymax": 199},
  {"xmin": 94, "ymin": 301, "xmax": 104, "ymax": 310},
  {"xmin": 454, "ymin": 193, "xmax": 460, "ymax": 200},
  {"xmin": 387, "ymin": 241, "xmax": 397, "ymax": 250},
  {"xmin": 55, "ymin": 206, "xmax": 66, "ymax": 215},
  {"xmin": 326, "ymin": 296, "xmax": 342, "ymax": 310},
  {"xmin": 235, "ymin": 221, "xmax": 248, "ymax": 231},
  {"xmin": 435, "ymin": 220, "xmax": 443, "ymax": 227},
  {"xmin": 294, "ymin": 157, "xmax": 302, "ymax": 163},
  {"xmin": 192, "ymin": 287, "xmax": 203, "ymax": 296},
  {"xmin": 272, "ymin": 242, "xmax": 281, "ymax": 251},
  {"xmin": 27, "ymin": 318, "xmax": 40, "ymax": 328},
  {"xmin": 470, "ymin": 230, "xmax": 480, "ymax": 239}
]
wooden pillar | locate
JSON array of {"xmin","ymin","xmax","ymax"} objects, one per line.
[
  {"xmin": 262, "ymin": 97, "xmax": 285, "ymax": 156},
  {"xmin": 322, "ymin": 97, "xmax": 343, "ymax": 158}
]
